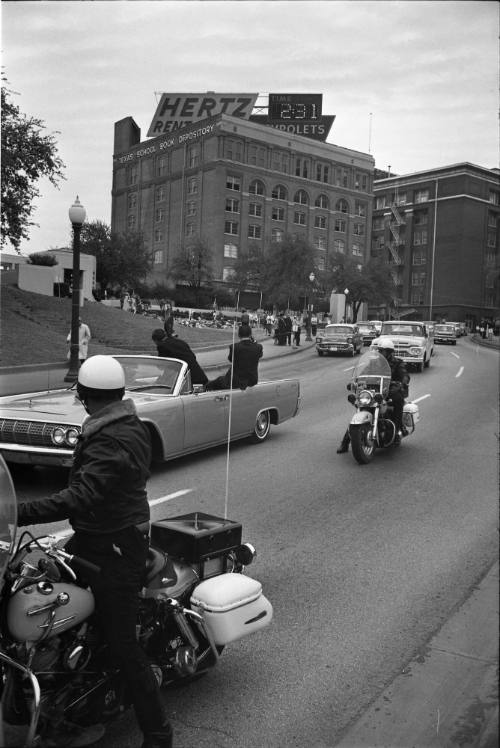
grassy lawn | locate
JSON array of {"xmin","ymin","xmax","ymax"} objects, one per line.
[{"xmin": 1, "ymin": 282, "xmax": 240, "ymax": 367}]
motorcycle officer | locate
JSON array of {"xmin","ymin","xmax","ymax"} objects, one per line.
[
  {"xmin": 336, "ymin": 336, "xmax": 410, "ymax": 453},
  {"xmin": 17, "ymin": 356, "xmax": 173, "ymax": 748}
]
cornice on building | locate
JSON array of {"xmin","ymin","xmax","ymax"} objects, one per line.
[{"xmin": 374, "ymin": 162, "xmax": 498, "ymax": 189}]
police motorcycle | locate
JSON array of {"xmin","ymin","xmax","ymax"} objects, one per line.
[
  {"xmin": 0, "ymin": 456, "xmax": 273, "ymax": 748},
  {"xmin": 344, "ymin": 350, "xmax": 420, "ymax": 464}
]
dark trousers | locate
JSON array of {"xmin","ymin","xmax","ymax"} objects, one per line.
[
  {"xmin": 66, "ymin": 527, "xmax": 169, "ymax": 738},
  {"xmin": 389, "ymin": 387, "xmax": 404, "ymax": 430}
]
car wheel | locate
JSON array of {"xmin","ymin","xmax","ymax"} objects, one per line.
[
  {"xmin": 415, "ymin": 362, "xmax": 424, "ymax": 372},
  {"xmin": 424, "ymin": 355, "xmax": 431, "ymax": 368},
  {"xmin": 249, "ymin": 410, "xmax": 271, "ymax": 443}
]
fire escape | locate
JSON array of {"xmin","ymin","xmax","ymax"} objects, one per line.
[{"xmin": 386, "ymin": 195, "xmax": 405, "ymax": 307}]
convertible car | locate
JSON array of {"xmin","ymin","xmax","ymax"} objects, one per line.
[{"xmin": 0, "ymin": 356, "xmax": 301, "ymax": 469}]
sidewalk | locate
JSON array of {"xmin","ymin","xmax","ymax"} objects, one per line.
[
  {"xmin": 0, "ymin": 330, "xmax": 316, "ymax": 396},
  {"xmin": 337, "ymin": 561, "xmax": 499, "ymax": 748}
]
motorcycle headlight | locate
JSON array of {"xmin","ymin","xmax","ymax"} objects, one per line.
[
  {"xmin": 66, "ymin": 427, "xmax": 80, "ymax": 447},
  {"xmin": 358, "ymin": 390, "xmax": 373, "ymax": 406},
  {"xmin": 52, "ymin": 426, "xmax": 66, "ymax": 445}
]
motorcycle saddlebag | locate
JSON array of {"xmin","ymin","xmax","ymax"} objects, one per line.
[
  {"xmin": 190, "ymin": 573, "xmax": 273, "ymax": 646},
  {"xmin": 403, "ymin": 402, "xmax": 420, "ymax": 430}
]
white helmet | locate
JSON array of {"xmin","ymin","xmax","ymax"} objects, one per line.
[
  {"xmin": 78, "ymin": 355, "xmax": 125, "ymax": 395},
  {"xmin": 377, "ymin": 336, "xmax": 395, "ymax": 351}
]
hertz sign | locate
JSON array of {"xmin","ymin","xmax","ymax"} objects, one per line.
[{"xmin": 147, "ymin": 93, "xmax": 259, "ymax": 136}]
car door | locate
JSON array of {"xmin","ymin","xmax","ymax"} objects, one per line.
[{"xmin": 181, "ymin": 390, "xmax": 230, "ymax": 451}]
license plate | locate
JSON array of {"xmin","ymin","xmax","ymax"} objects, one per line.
[{"xmin": 328, "ymin": 346, "xmax": 338, "ymax": 351}]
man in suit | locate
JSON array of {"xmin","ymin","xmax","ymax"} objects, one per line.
[
  {"xmin": 207, "ymin": 325, "xmax": 263, "ymax": 391},
  {"xmin": 151, "ymin": 329, "xmax": 208, "ymax": 386}
]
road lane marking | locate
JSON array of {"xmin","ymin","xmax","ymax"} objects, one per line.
[
  {"xmin": 456, "ymin": 366, "xmax": 464, "ymax": 378},
  {"xmin": 451, "ymin": 351, "xmax": 460, "ymax": 359},
  {"xmin": 413, "ymin": 394, "xmax": 431, "ymax": 403},
  {"xmin": 149, "ymin": 488, "xmax": 193, "ymax": 507}
]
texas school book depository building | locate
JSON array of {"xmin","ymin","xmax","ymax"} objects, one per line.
[{"xmin": 111, "ymin": 93, "xmax": 374, "ymax": 306}]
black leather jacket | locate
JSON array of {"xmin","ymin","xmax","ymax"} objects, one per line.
[
  {"xmin": 18, "ymin": 399, "xmax": 151, "ymax": 534},
  {"xmin": 387, "ymin": 355, "xmax": 410, "ymax": 397}
]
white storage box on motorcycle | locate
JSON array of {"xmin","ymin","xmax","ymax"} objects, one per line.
[{"xmin": 190, "ymin": 573, "xmax": 273, "ymax": 645}]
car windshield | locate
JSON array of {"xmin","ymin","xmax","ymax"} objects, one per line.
[
  {"xmin": 114, "ymin": 356, "xmax": 184, "ymax": 391},
  {"xmin": 0, "ymin": 455, "xmax": 16, "ymax": 590},
  {"xmin": 381, "ymin": 323, "xmax": 424, "ymax": 337},
  {"xmin": 325, "ymin": 326, "xmax": 354, "ymax": 335},
  {"xmin": 435, "ymin": 324, "xmax": 454, "ymax": 332}
]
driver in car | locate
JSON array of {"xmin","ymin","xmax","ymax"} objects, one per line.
[{"xmin": 336, "ymin": 336, "xmax": 410, "ymax": 453}]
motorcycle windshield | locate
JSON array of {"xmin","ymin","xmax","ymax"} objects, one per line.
[
  {"xmin": 0, "ymin": 455, "xmax": 17, "ymax": 588},
  {"xmin": 351, "ymin": 350, "xmax": 392, "ymax": 389}
]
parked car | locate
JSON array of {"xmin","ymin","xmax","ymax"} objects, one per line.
[
  {"xmin": 371, "ymin": 321, "xmax": 434, "ymax": 372},
  {"xmin": 434, "ymin": 323, "xmax": 457, "ymax": 345},
  {"xmin": 357, "ymin": 322, "xmax": 379, "ymax": 346},
  {"xmin": 316, "ymin": 324, "xmax": 363, "ymax": 357},
  {"xmin": 0, "ymin": 356, "xmax": 300, "ymax": 469}
]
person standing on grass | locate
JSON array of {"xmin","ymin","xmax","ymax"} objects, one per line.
[{"xmin": 67, "ymin": 318, "xmax": 91, "ymax": 366}]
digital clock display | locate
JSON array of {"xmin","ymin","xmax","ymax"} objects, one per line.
[{"xmin": 268, "ymin": 94, "xmax": 323, "ymax": 121}]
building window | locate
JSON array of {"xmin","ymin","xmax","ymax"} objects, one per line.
[
  {"xmin": 415, "ymin": 189, "xmax": 429, "ymax": 203},
  {"xmin": 354, "ymin": 201, "xmax": 366, "ymax": 217},
  {"xmin": 413, "ymin": 249, "xmax": 427, "ymax": 265},
  {"xmin": 272, "ymin": 206, "xmax": 285, "ymax": 221},
  {"xmin": 354, "ymin": 173, "xmax": 368, "ymax": 191},
  {"xmin": 336, "ymin": 198, "xmax": 349, "ymax": 214},
  {"xmin": 225, "ymin": 198, "xmax": 239, "ymax": 213},
  {"xmin": 155, "ymin": 207, "xmax": 164, "ymax": 223},
  {"xmin": 352, "ymin": 242, "xmax": 363, "ymax": 256},
  {"xmin": 353, "ymin": 223, "xmax": 365, "ymax": 236},
  {"xmin": 487, "ymin": 212, "xmax": 497, "ymax": 227},
  {"xmin": 128, "ymin": 214, "xmax": 136, "ymax": 230},
  {"xmin": 272, "ymin": 150, "xmax": 289, "ymax": 173},
  {"xmin": 224, "ymin": 243, "xmax": 238, "ymax": 258},
  {"xmin": 188, "ymin": 178, "xmax": 198, "ymax": 195},
  {"xmin": 317, "ymin": 256, "xmax": 326, "ymax": 270},
  {"xmin": 154, "ymin": 229, "xmax": 163, "ymax": 243},
  {"xmin": 488, "ymin": 191, "xmax": 499, "ymax": 204},
  {"xmin": 411, "ymin": 271, "xmax": 426, "ymax": 286},
  {"xmin": 335, "ymin": 167, "xmax": 349, "ymax": 187},
  {"xmin": 272, "ymin": 184, "xmax": 287, "ymax": 200},
  {"xmin": 185, "ymin": 222, "xmax": 195, "ymax": 237},
  {"xmin": 155, "ymin": 186, "xmax": 165, "ymax": 202},
  {"xmin": 154, "ymin": 250, "xmax": 164, "ymax": 264},
  {"xmin": 249, "ymin": 202, "xmax": 263, "ymax": 217},
  {"xmin": 334, "ymin": 218, "xmax": 346, "ymax": 232},
  {"xmin": 223, "ymin": 266, "xmax": 236, "ymax": 281},
  {"xmin": 487, "ymin": 231, "xmax": 497, "ymax": 248},
  {"xmin": 294, "ymin": 211, "xmax": 306, "ymax": 226},
  {"xmin": 334, "ymin": 239, "xmax": 345, "ymax": 253},
  {"xmin": 315, "ymin": 194, "xmax": 329, "ymax": 209},
  {"xmin": 395, "ymin": 192, "xmax": 407, "ymax": 205},
  {"xmin": 373, "ymin": 217, "xmax": 384, "ymax": 230},
  {"xmin": 294, "ymin": 189, "xmax": 309, "ymax": 205},
  {"xmin": 249, "ymin": 179, "xmax": 265, "ymax": 196},
  {"xmin": 272, "ymin": 228, "xmax": 283, "ymax": 242},
  {"xmin": 224, "ymin": 138, "xmax": 243, "ymax": 161},
  {"xmin": 316, "ymin": 163, "xmax": 329, "ymax": 183},
  {"xmin": 314, "ymin": 236, "xmax": 327, "ymax": 251},
  {"xmin": 187, "ymin": 145, "xmax": 199, "ymax": 168},
  {"xmin": 295, "ymin": 158, "xmax": 309, "ymax": 178},
  {"xmin": 186, "ymin": 201, "xmax": 196, "ymax": 217},
  {"xmin": 224, "ymin": 221, "xmax": 238, "ymax": 235},
  {"xmin": 414, "ymin": 211, "xmax": 428, "ymax": 225},
  {"xmin": 314, "ymin": 215, "xmax": 327, "ymax": 229},
  {"xmin": 127, "ymin": 164, "xmax": 138, "ymax": 185},
  {"xmin": 248, "ymin": 224, "xmax": 262, "ymax": 239},
  {"xmin": 226, "ymin": 175, "xmax": 240, "ymax": 191},
  {"xmin": 411, "ymin": 289, "xmax": 425, "ymax": 305},
  {"xmin": 128, "ymin": 193, "xmax": 137, "ymax": 210},
  {"xmin": 156, "ymin": 156, "xmax": 168, "ymax": 177},
  {"xmin": 414, "ymin": 229, "xmax": 428, "ymax": 245},
  {"xmin": 375, "ymin": 196, "xmax": 386, "ymax": 209}
]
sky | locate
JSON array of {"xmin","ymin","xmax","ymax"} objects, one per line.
[{"xmin": 1, "ymin": 0, "xmax": 499, "ymax": 257}]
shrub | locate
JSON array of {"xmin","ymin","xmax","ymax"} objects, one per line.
[{"xmin": 27, "ymin": 252, "xmax": 58, "ymax": 266}]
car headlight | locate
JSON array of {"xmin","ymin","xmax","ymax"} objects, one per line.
[
  {"xmin": 51, "ymin": 427, "xmax": 66, "ymax": 445},
  {"xmin": 66, "ymin": 427, "xmax": 80, "ymax": 447},
  {"xmin": 409, "ymin": 346, "xmax": 423, "ymax": 356},
  {"xmin": 358, "ymin": 390, "xmax": 373, "ymax": 406}
]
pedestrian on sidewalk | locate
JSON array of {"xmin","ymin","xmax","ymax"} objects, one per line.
[
  {"xmin": 292, "ymin": 316, "xmax": 301, "ymax": 347},
  {"xmin": 67, "ymin": 318, "xmax": 91, "ymax": 366}
]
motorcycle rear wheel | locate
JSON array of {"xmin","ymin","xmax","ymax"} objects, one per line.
[{"xmin": 350, "ymin": 424, "xmax": 375, "ymax": 464}]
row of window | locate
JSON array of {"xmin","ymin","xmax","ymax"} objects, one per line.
[
  {"xmin": 374, "ymin": 189, "xmax": 500, "ymax": 209},
  {"xmin": 223, "ymin": 237, "xmax": 363, "ymax": 258},
  {"xmin": 223, "ymin": 217, "xmax": 365, "ymax": 236}
]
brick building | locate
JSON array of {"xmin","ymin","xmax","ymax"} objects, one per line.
[
  {"xmin": 111, "ymin": 113, "xmax": 374, "ymax": 303},
  {"xmin": 370, "ymin": 163, "xmax": 500, "ymax": 326}
]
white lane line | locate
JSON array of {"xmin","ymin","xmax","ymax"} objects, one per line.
[
  {"xmin": 451, "ymin": 351, "xmax": 460, "ymax": 359},
  {"xmin": 412, "ymin": 394, "xmax": 431, "ymax": 403},
  {"xmin": 456, "ymin": 366, "xmax": 464, "ymax": 378},
  {"xmin": 149, "ymin": 488, "xmax": 193, "ymax": 507}
]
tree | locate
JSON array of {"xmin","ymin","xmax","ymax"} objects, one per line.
[
  {"xmin": 327, "ymin": 255, "xmax": 394, "ymax": 322},
  {"xmin": 170, "ymin": 238, "xmax": 214, "ymax": 306},
  {"xmin": 261, "ymin": 234, "xmax": 317, "ymax": 310},
  {"xmin": 79, "ymin": 222, "xmax": 151, "ymax": 292},
  {"xmin": 79, "ymin": 220, "xmax": 112, "ymax": 289},
  {"xmin": 1, "ymin": 78, "xmax": 65, "ymax": 251}
]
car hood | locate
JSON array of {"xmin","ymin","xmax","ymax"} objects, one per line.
[{"xmin": 373, "ymin": 335, "xmax": 424, "ymax": 346}]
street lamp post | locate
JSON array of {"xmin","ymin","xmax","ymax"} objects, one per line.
[
  {"xmin": 305, "ymin": 272, "xmax": 316, "ymax": 341},
  {"xmin": 65, "ymin": 196, "xmax": 87, "ymax": 383},
  {"xmin": 343, "ymin": 288, "xmax": 349, "ymax": 322}
]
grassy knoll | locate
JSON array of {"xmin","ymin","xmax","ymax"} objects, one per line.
[{"xmin": 0, "ymin": 282, "xmax": 238, "ymax": 367}]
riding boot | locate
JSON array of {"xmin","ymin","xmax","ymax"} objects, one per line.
[{"xmin": 336, "ymin": 430, "xmax": 350, "ymax": 454}]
